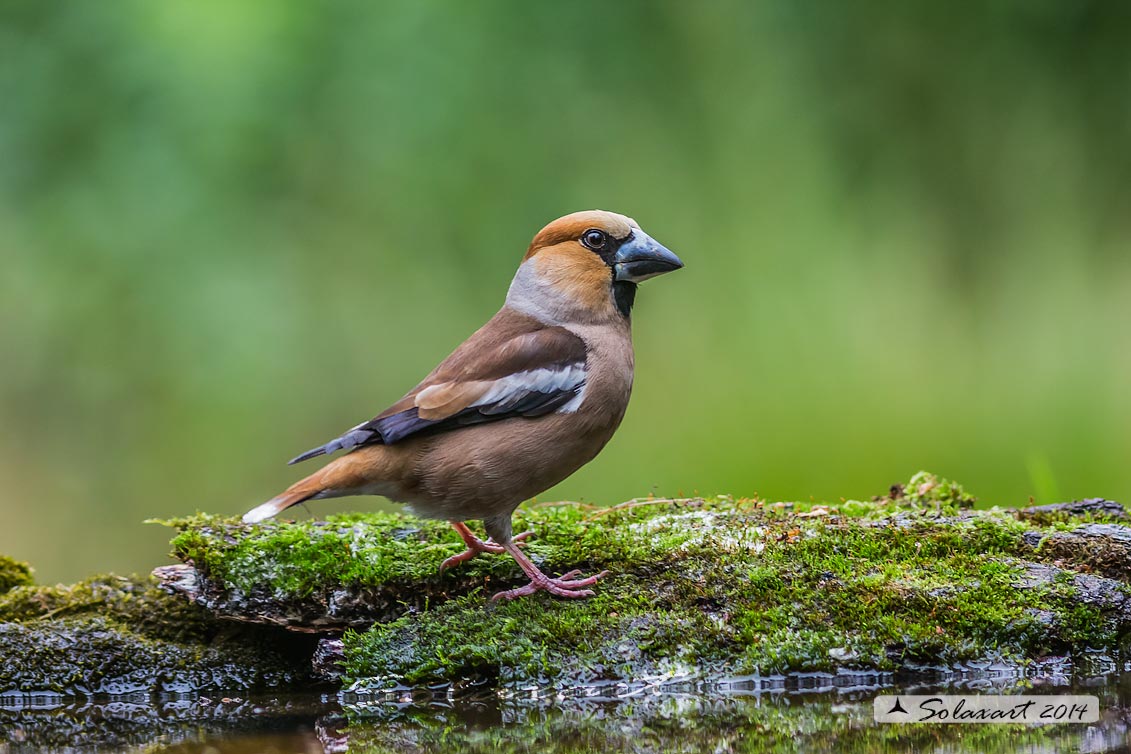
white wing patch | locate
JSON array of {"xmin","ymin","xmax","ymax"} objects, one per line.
[
  {"xmin": 411, "ymin": 362, "xmax": 589, "ymax": 420},
  {"xmin": 472, "ymin": 363, "xmax": 587, "ymax": 411},
  {"xmin": 559, "ymin": 382, "xmax": 588, "ymax": 413}
]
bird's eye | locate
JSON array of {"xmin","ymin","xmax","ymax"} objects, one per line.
[{"xmin": 581, "ymin": 229, "xmax": 607, "ymax": 250}]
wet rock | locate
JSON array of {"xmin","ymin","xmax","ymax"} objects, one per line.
[
  {"xmin": 0, "ymin": 574, "xmax": 320, "ymax": 697},
  {"xmin": 1030, "ymin": 523, "xmax": 1131, "ymax": 579},
  {"xmin": 1014, "ymin": 498, "xmax": 1128, "ymax": 525},
  {"xmin": 313, "ymin": 638, "xmax": 346, "ymax": 682},
  {"xmin": 1016, "ymin": 563, "xmax": 1131, "ymax": 624},
  {"xmin": 0, "ymin": 618, "xmax": 304, "ymax": 696},
  {"xmin": 153, "ymin": 563, "xmax": 421, "ymax": 632}
]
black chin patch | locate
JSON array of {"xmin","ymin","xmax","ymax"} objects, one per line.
[{"xmin": 613, "ymin": 281, "xmax": 637, "ymax": 318}]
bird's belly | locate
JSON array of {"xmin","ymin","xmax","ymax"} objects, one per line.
[{"xmin": 396, "ymin": 410, "xmax": 622, "ymax": 521}]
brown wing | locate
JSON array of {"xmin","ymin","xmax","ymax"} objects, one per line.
[{"xmin": 287, "ymin": 309, "xmax": 588, "ymax": 464}]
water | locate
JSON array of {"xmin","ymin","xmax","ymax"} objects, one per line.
[{"xmin": 3, "ymin": 664, "xmax": 1130, "ymax": 754}]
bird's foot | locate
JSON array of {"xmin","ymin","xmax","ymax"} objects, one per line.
[
  {"xmin": 490, "ymin": 568, "xmax": 609, "ymax": 601},
  {"xmin": 439, "ymin": 525, "xmax": 532, "ymax": 574}
]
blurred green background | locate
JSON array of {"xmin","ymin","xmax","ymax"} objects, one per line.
[{"xmin": 2, "ymin": 1, "xmax": 1129, "ymax": 583}]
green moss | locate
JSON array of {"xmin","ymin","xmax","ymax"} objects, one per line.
[
  {"xmin": 896, "ymin": 471, "xmax": 977, "ymax": 508},
  {"xmin": 1057, "ymin": 602, "xmax": 1116, "ymax": 646},
  {"xmin": 158, "ymin": 472, "xmax": 1131, "ymax": 689},
  {"xmin": 0, "ymin": 554, "xmax": 32, "ymax": 594},
  {"xmin": 163, "ymin": 511, "xmax": 496, "ymax": 596},
  {"xmin": 158, "ymin": 500, "xmax": 717, "ymax": 615},
  {"xmin": 336, "ymin": 494, "xmax": 1124, "ymax": 686},
  {"xmin": 157, "ymin": 473, "xmax": 983, "ymax": 600},
  {"xmin": 1023, "ymin": 510, "xmax": 1127, "ymax": 528}
]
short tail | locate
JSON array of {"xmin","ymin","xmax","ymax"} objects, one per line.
[{"xmin": 242, "ymin": 476, "xmax": 326, "ymax": 524}]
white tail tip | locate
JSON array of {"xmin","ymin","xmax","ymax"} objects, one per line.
[{"xmin": 242, "ymin": 498, "xmax": 285, "ymax": 524}]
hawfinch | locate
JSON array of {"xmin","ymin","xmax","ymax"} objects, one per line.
[{"xmin": 243, "ymin": 210, "xmax": 683, "ymax": 600}]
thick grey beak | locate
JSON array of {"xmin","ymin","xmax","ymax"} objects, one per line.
[{"xmin": 614, "ymin": 230, "xmax": 684, "ymax": 283}]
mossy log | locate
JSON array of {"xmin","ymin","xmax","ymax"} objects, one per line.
[
  {"xmin": 149, "ymin": 472, "xmax": 1131, "ymax": 691},
  {"xmin": 4, "ymin": 472, "xmax": 1131, "ymax": 752},
  {"xmin": 3, "ymin": 473, "xmax": 1129, "ymax": 700}
]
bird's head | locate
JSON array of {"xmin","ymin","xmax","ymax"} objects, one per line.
[{"xmin": 506, "ymin": 210, "xmax": 683, "ymax": 324}]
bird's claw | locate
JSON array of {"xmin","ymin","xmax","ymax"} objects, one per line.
[
  {"xmin": 439, "ymin": 530, "xmax": 534, "ymax": 574},
  {"xmin": 490, "ymin": 569, "xmax": 609, "ymax": 601},
  {"xmin": 438, "ymin": 548, "xmax": 483, "ymax": 574}
]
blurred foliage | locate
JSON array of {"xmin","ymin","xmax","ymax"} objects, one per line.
[{"xmin": 1, "ymin": 1, "xmax": 1130, "ymax": 582}]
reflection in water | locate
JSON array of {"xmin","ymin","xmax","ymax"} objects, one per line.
[
  {"xmin": 0, "ymin": 695, "xmax": 332, "ymax": 754},
  {"xmin": 3, "ymin": 665, "xmax": 1129, "ymax": 753}
]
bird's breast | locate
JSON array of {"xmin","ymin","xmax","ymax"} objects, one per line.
[{"xmin": 567, "ymin": 320, "xmax": 635, "ymax": 424}]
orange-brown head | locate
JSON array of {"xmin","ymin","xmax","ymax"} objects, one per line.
[{"xmin": 507, "ymin": 210, "xmax": 682, "ymax": 324}]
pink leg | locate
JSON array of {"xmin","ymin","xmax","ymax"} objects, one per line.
[
  {"xmin": 490, "ymin": 541, "xmax": 608, "ymax": 601},
  {"xmin": 439, "ymin": 522, "xmax": 532, "ymax": 573}
]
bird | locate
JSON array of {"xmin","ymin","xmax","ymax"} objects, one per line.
[{"xmin": 242, "ymin": 210, "xmax": 683, "ymax": 600}]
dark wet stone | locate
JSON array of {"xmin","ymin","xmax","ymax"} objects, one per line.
[
  {"xmin": 313, "ymin": 638, "xmax": 346, "ymax": 682},
  {"xmin": 1015, "ymin": 498, "xmax": 1128, "ymax": 524},
  {"xmin": 1031, "ymin": 523, "xmax": 1131, "ymax": 580},
  {"xmin": 153, "ymin": 563, "xmax": 415, "ymax": 633},
  {"xmin": 0, "ymin": 617, "xmax": 318, "ymax": 697},
  {"xmin": 1017, "ymin": 563, "xmax": 1131, "ymax": 620},
  {"xmin": 0, "ymin": 575, "xmax": 321, "ymax": 698}
]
